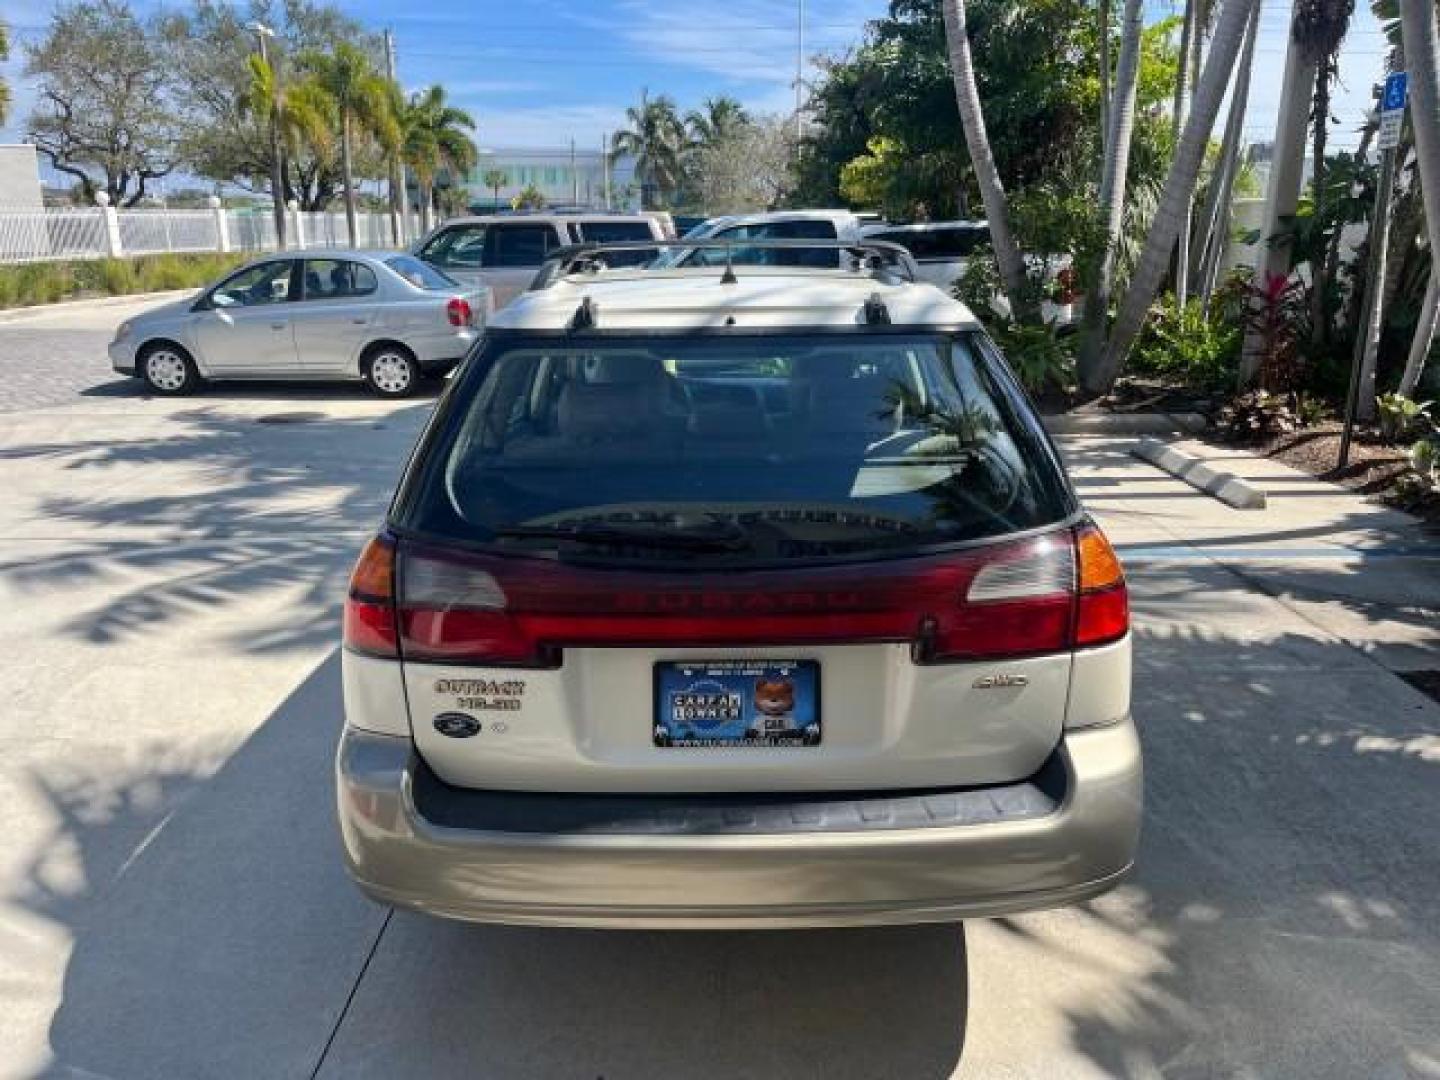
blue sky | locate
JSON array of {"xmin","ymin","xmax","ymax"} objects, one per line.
[{"xmin": 0, "ymin": 0, "xmax": 1395, "ymax": 175}]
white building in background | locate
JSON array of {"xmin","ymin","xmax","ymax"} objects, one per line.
[
  {"xmin": 0, "ymin": 146, "xmax": 45, "ymax": 209},
  {"xmin": 457, "ymin": 147, "xmax": 639, "ymax": 212}
]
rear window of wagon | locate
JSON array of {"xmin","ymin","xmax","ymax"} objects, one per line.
[{"xmin": 394, "ymin": 332, "xmax": 1076, "ymax": 565}]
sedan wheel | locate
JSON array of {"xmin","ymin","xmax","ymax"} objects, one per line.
[
  {"xmin": 141, "ymin": 345, "xmax": 198, "ymax": 395},
  {"xmin": 366, "ymin": 348, "xmax": 419, "ymax": 398}
]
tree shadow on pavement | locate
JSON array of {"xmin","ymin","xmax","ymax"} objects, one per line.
[
  {"xmin": 1020, "ymin": 603, "xmax": 1440, "ymax": 1079},
  {"xmin": 17, "ymin": 652, "xmax": 968, "ymax": 1080},
  {"xmin": 0, "ymin": 403, "xmax": 433, "ymax": 656}
]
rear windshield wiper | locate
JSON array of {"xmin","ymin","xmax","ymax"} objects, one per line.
[{"xmin": 491, "ymin": 521, "xmax": 750, "ymax": 553}]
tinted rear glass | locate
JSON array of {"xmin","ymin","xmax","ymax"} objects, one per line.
[
  {"xmin": 397, "ymin": 333, "xmax": 1073, "ymax": 563},
  {"xmin": 386, "ymin": 254, "xmax": 457, "ymax": 290},
  {"xmin": 871, "ymin": 228, "xmax": 988, "ymax": 260},
  {"xmin": 576, "ymin": 221, "xmax": 657, "ymax": 267}
]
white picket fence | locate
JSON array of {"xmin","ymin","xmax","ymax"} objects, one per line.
[{"xmin": 0, "ymin": 206, "xmax": 417, "ymax": 264}]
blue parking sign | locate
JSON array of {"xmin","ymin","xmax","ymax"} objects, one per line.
[{"xmin": 1382, "ymin": 72, "xmax": 1409, "ymax": 113}]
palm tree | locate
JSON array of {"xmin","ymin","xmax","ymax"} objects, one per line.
[
  {"xmin": 1078, "ymin": 0, "xmax": 1145, "ymax": 393},
  {"xmin": 300, "ymin": 44, "xmax": 394, "ymax": 246},
  {"xmin": 244, "ymin": 56, "xmax": 339, "ymax": 234},
  {"xmin": 1096, "ymin": 0, "xmax": 1262, "ymax": 392},
  {"xmin": 1293, "ymin": 0, "xmax": 1357, "ymax": 349},
  {"xmin": 612, "ymin": 93, "xmax": 687, "ymax": 209},
  {"xmin": 1195, "ymin": 0, "xmax": 1261, "ymax": 308},
  {"xmin": 403, "ymin": 85, "xmax": 478, "ymax": 232},
  {"xmin": 482, "ymin": 168, "xmax": 507, "ymax": 208},
  {"xmin": 1400, "ymin": 0, "xmax": 1440, "ymax": 395},
  {"xmin": 0, "ymin": 22, "xmax": 11, "ymax": 127},
  {"xmin": 1099, "ymin": 0, "xmax": 1112, "ymax": 153},
  {"xmin": 940, "ymin": 0, "xmax": 1031, "ymax": 321},
  {"xmin": 686, "ymin": 96, "xmax": 750, "ymax": 147}
]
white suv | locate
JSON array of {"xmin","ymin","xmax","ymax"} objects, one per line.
[
  {"xmin": 415, "ymin": 213, "xmax": 667, "ymax": 309},
  {"xmin": 336, "ymin": 239, "xmax": 1141, "ymax": 929}
]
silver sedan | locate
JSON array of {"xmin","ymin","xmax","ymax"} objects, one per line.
[{"xmin": 108, "ymin": 250, "xmax": 491, "ymax": 398}]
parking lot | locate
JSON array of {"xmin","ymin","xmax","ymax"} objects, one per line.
[{"xmin": 1, "ymin": 296, "xmax": 1438, "ymax": 1078}]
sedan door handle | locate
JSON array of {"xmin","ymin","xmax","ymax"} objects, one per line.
[
  {"xmin": 351, "ymin": 318, "xmax": 368, "ymax": 325},
  {"xmin": 270, "ymin": 321, "xmax": 288, "ymax": 330}
]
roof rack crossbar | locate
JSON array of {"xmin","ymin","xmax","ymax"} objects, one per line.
[{"xmin": 529, "ymin": 238, "xmax": 920, "ymax": 291}]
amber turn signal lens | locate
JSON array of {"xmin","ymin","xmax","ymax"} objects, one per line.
[
  {"xmin": 349, "ymin": 534, "xmax": 395, "ymax": 601},
  {"xmin": 1076, "ymin": 524, "xmax": 1124, "ymax": 592}
]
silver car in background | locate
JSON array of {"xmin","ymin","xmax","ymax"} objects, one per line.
[{"xmin": 108, "ymin": 251, "xmax": 490, "ymax": 398}]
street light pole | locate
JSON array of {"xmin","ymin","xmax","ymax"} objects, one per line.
[
  {"xmin": 794, "ymin": 0, "xmax": 805, "ymax": 149},
  {"xmin": 384, "ymin": 29, "xmax": 405, "ymax": 248},
  {"xmin": 249, "ymin": 22, "xmax": 287, "ymax": 250}
]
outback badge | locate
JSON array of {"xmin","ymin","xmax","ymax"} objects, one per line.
[{"xmin": 433, "ymin": 712, "xmax": 481, "ymax": 738}]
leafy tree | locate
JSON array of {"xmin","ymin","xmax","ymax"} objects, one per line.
[
  {"xmin": 0, "ymin": 22, "xmax": 10, "ymax": 127},
  {"xmin": 612, "ymin": 94, "xmax": 688, "ymax": 209},
  {"xmin": 24, "ymin": 0, "xmax": 177, "ymax": 206},
  {"xmin": 160, "ymin": 0, "xmax": 383, "ymax": 210},
  {"xmin": 301, "ymin": 43, "xmax": 395, "ymax": 244},
  {"xmin": 402, "ymin": 85, "xmax": 478, "ymax": 231},
  {"xmin": 511, "ymin": 184, "xmax": 546, "ymax": 210},
  {"xmin": 689, "ymin": 116, "xmax": 797, "ymax": 213},
  {"xmin": 482, "ymin": 168, "xmax": 508, "ymax": 206}
]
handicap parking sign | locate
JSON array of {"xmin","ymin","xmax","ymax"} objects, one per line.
[{"xmin": 1382, "ymin": 72, "xmax": 1408, "ymax": 113}]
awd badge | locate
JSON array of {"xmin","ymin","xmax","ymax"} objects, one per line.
[{"xmin": 433, "ymin": 712, "xmax": 481, "ymax": 738}]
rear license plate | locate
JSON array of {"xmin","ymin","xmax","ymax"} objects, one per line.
[{"xmin": 653, "ymin": 660, "xmax": 820, "ymax": 748}]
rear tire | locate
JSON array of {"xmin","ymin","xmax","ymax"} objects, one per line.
[
  {"xmin": 363, "ymin": 345, "xmax": 420, "ymax": 398},
  {"xmin": 140, "ymin": 342, "xmax": 200, "ymax": 396}
]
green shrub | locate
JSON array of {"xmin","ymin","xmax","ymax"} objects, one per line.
[
  {"xmin": 1375, "ymin": 392, "xmax": 1433, "ymax": 444},
  {"xmin": 989, "ymin": 321, "xmax": 1076, "ymax": 394},
  {"xmin": 0, "ymin": 253, "xmax": 248, "ymax": 309},
  {"xmin": 1131, "ymin": 295, "xmax": 1241, "ymax": 391}
]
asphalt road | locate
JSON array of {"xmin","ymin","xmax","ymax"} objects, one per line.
[{"xmin": 1, "ymin": 297, "xmax": 1438, "ymax": 1078}]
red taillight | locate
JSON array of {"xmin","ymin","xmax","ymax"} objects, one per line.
[
  {"xmin": 389, "ymin": 524, "xmax": 1127, "ymax": 668},
  {"xmin": 445, "ymin": 297, "xmax": 472, "ymax": 327},
  {"xmin": 343, "ymin": 534, "xmax": 398, "ymax": 657}
]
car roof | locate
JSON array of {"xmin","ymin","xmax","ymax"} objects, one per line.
[
  {"xmin": 241, "ymin": 249, "xmax": 405, "ymax": 263},
  {"xmin": 488, "ymin": 267, "xmax": 980, "ymax": 333},
  {"xmin": 692, "ymin": 209, "xmax": 861, "ymax": 231},
  {"xmin": 433, "ymin": 213, "xmax": 657, "ymax": 226},
  {"xmin": 858, "ymin": 221, "xmax": 988, "ymax": 234}
]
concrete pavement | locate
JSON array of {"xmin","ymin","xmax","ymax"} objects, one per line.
[{"xmin": 0, "ymin": 300, "xmax": 1437, "ymax": 1078}]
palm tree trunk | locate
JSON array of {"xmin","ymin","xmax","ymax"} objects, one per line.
[
  {"xmin": 1400, "ymin": 0, "xmax": 1440, "ymax": 394},
  {"xmin": 1099, "ymin": 0, "xmax": 1112, "ymax": 158},
  {"xmin": 1399, "ymin": 264, "xmax": 1439, "ymax": 396},
  {"xmin": 340, "ymin": 112, "xmax": 358, "ymax": 247},
  {"xmin": 1077, "ymin": 0, "xmax": 1144, "ymax": 394},
  {"xmin": 941, "ymin": 0, "xmax": 1032, "ymax": 322},
  {"xmin": 1097, "ymin": 0, "xmax": 1262, "ymax": 390},
  {"xmin": 1197, "ymin": 0, "xmax": 1261, "ymax": 308},
  {"xmin": 1308, "ymin": 61, "xmax": 1334, "ymax": 349},
  {"xmin": 1171, "ymin": 0, "xmax": 1199, "ymax": 307}
]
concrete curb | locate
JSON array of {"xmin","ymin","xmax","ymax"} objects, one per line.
[
  {"xmin": 1133, "ymin": 437, "xmax": 1267, "ymax": 510},
  {"xmin": 0, "ymin": 289, "xmax": 195, "ymax": 324},
  {"xmin": 1043, "ymin": 411, "xmax": 1207, "ymax": 436}
]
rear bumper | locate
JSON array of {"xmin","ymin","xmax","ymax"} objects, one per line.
[{"xmin": 336, "ymin": 718, "xmax": 1142, "ymax": 929}]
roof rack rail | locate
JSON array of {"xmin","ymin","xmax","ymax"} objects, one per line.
[{"xmin": 529, "ymin": 238, "xmax": 920, "ymax": 291}]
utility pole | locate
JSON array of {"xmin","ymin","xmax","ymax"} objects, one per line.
[
  {"xmin": 384, "ymin": 29, "xmax": 405, "ymax": 248},
  {"xmin": 602, "ymin": 132, "xmax": 611, "ymax": 210},
  {"xmin": 795, "ymin": 0, "xmax": 805, "ymax": 150},
  {"xmin": 248, "ymin": 22, "xmax": 287, "ymax": 250}
]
